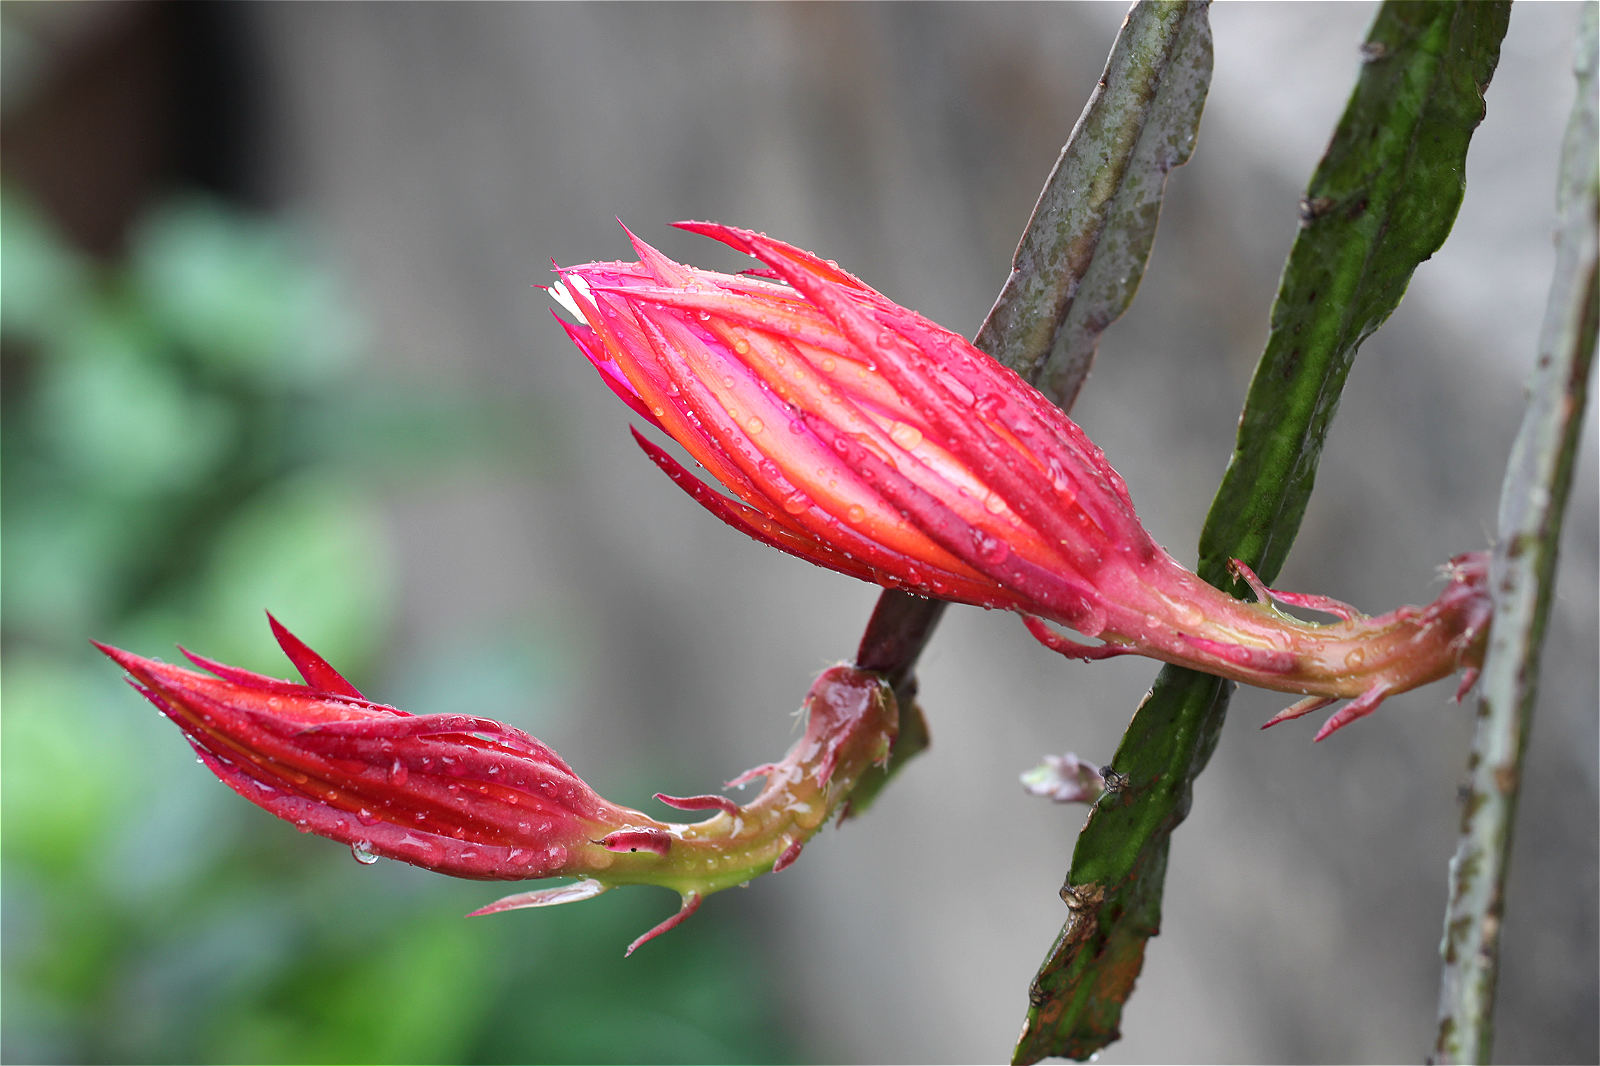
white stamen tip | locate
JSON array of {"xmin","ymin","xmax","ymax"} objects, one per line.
[{"xmin": 549, "ymin": 278, "xmax": 584, "ymax": 318}]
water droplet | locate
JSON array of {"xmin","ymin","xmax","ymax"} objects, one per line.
[
  {"xmin": 1344, "ymin": 647, "xmax": 1367, "ymax": 670},
  {"xmin": 758, "ymin": 458, "xmax": 782, "ymax": 481},
  {"xmin": 351, "ymin": 841, "xmax": 379, "ymax": 865},
  {"xmin": 745, "ymin": 416, "xmax": 765, "ymax": 435},
  {"xmin": 821, "ymin": 357, "xmax": 837, "ymax": 373},
  {"xmin": 974, "ymin": 394, "xmax": 1004, "ymax": 419},
  {"xmin": 1046, "ymin": 456, "xmax": 1076, "ymax": 496},
  {"xmin": 984, "ymin": 492, "xmax": 1007, "ymax": 515},
  {"xmin": 783, "ymin": 493, "xmax": 809, "ymax": 515},
  {"xmin": 847, "ymin": 504, "xmax": 866, "ymax": 524},
  {"xmin": 889, "ymin": 422, "xmax": 923, "ymax": 450},
  {"xmin": 722, "ymin": 374, "xmax": 737, "ymax": 388},
  {"xmin": 733, "ymin": 338, "xmax": 750, "ymax": 354},
  {"xmin": 971, "ymin": 530, "xmax": 1009, "ymax": 565},
  {"xmin": 696, "ymin": 311, "xmax": 710, "ymax": 321},
  {"xmin": 356, "ymin": 807, "xmax": 380, "ymax": 826}
]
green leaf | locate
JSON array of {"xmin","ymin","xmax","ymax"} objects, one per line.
[
  {"xmin": 1197, "ymin": 1, "xmax": 1511, "ymax": 592},
  {"xmin": 1014, "ymin": 4, "xmax": 1511, "ymax": 1062},
  {"xmin": 975, "ymin": 0, "xmax": 1213, "ymax": 412}
]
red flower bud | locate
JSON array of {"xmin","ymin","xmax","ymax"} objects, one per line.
[
  {"xmin": 98, "ymin": 617, "xmax": 898, "ymax": 952},
  {"xmin": 95, "ymin": 614, "xmax": 634, "ymax": 881},
  {"xmin": 555, "ymin": 224, "xmax": 1491, "ymax": 737}
]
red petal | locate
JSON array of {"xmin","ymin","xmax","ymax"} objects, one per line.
[{"xmin": 267, "ymin": 613, "xmax": 366, "ymax": 698}]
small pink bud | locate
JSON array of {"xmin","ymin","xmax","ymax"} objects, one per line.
[{"xmin": 1020, "ymin": 753, "xmax": 1109, "ymax": 805}]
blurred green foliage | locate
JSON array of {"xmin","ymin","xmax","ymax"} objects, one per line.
[{"xmin": 1, "ymin": 190, "xmax": 798, "ymax": 1064}]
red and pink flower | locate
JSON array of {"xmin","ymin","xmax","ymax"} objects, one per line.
[{"xmin": 554, "ymin": 223, "xmax": 1491, "ymax": 738}]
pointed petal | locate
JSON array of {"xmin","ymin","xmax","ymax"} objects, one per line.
[
  {"xmin": 771, "ymin": 836, "xmax": 805, "ymax": 873},
  {"xmin": 1312, "ymin": 684, "xmax": 1392, "ymax": 741},
  {"xmin": 625, "ymin": 892, "xmax": 703, "ymax": 956},
  {"xmin": 725, "ymin": 763, "xmax": 776, "ymax": 790},
  {"xmin": 654, "ymin": 792, "xmax": 741, "ymax": 817},
  {"xmin": 556, "ymin": 311, "xmax": 664, "ymax": 431},
  {"xmin": 267, "ymin": 613, "xmax": 366, "ymax": 698},
  {"xmin": 178, "ymin": 645, "xmax": 336, "ymax": 699},
  {"xmin": 1022, "ymin": 616, "xmax": 1135, "ymax": 661},
  {"xmin": 1229, "ymin": 559, "xmax": 1359, "ymax": 621},
  {"xmin": 468, "ymin": 879, "xmax": 610, "ymax": 917},
  {"xmin": 672, "ymin": 221, "xmax": 879, "ymax": 293},
  {"xmin": 1260, "ymin": 695, "xmax": 1337, "ymax": 730}
]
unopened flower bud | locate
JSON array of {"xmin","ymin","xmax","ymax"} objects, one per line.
[
  {"xmin": 99, "ymin": 618, "xmax": 897, "ymax": 952},
  {"xmin": 555, "ymin": 224, "xmax": 1492, "ymax": 737}
]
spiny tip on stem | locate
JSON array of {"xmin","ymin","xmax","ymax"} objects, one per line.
[{"xmin": 625, "ymin": 893, "xmax": 703, "ymax": 957}]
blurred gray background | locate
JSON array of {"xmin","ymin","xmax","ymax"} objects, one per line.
[{"xmin": 5, "ymin": 3, "xmax": 1595, "ymax": 1063}]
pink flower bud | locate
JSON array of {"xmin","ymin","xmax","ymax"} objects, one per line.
[
  {"xmin": 95, "ymin": 614, "xmax": 635, "ymax": 882},
  {"xmin": 99, "ymin": 617, "xmax": 898, "ymax": 952},
  {"xmin": 555, "ymin": 224, "xmax": 1491, "ymax": 737}
]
